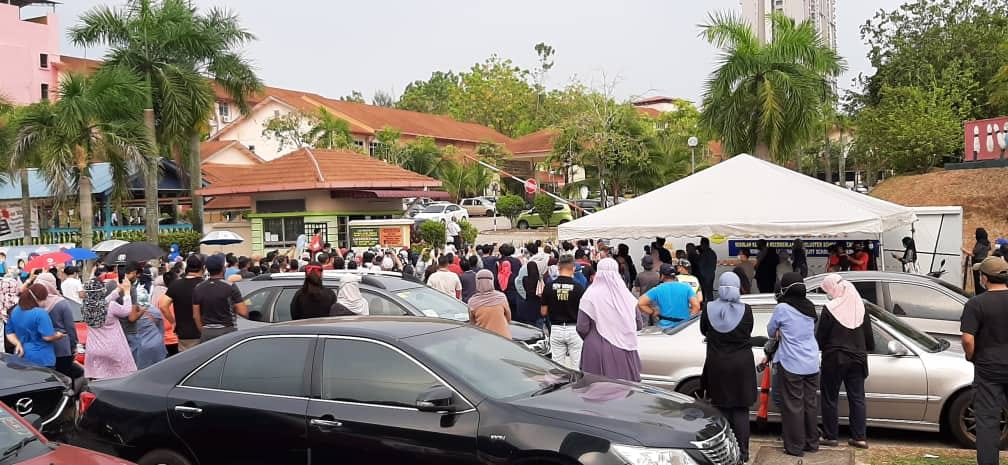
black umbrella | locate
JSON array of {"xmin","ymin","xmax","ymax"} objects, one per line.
[{"xmin": 104, "ymin": 242, "xmax": 165, "ymax": 264}]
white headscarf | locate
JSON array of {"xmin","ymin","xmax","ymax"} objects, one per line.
[
  {"xmin": 337, "ymin": 274, "xmax": 369, "ymax": 315},
  {"xmin": 579, "ymin": 258, "xmax": 639, "ymax": 351},
  {"xmin": 822, "ymin": 274, "xmax": 866, "ymax": 329}
]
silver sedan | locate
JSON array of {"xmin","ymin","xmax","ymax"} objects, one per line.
[{"xmin": 637, "ymin": 294, "xmax": 1005, "ymax": 447}]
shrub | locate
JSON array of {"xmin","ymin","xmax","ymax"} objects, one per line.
[
  {"xmin": 458, "ymin": 219, "xmax": 478, "ymax": 245},
  {"xmin": 418, "ymin": 220, "xmax": 446, "ymax": 248},
  {"xmin": 159, "ymin": 230, "xmax": 202, "ymax": 256},
  {"xmin": 533, "ymin": 194, "xmax": 555, "ymax": 227},
  {"xmin": 496, "ymin": 194, "xmax": 525, "ymax": 224}
]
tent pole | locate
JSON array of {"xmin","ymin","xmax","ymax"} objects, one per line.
[{"xmin": 878, "ymin": 233, "xmax": 885, "ymax": 271}]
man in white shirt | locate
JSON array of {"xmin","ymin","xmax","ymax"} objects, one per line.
[
  {"xmin": 427, "ymin": 255, "xmax": 462, "ymax": 299},
  {"xmin": 446, "ymin": 218, "xmax": 462, "ymax": 250},
  {"xmin": 61, "ymin": 266, "xmax": 84, "ymax": 305}
]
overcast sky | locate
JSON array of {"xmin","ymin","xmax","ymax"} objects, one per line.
[{"xmin": 26, "ymin": 0, "xmax": 906, "ymax": 104}]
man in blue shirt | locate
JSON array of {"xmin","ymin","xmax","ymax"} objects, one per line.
[{"xmin": 637, "ymin": 263, "xmax": 700, "ymax": 328}]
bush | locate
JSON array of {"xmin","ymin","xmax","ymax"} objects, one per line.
[
  {"xmin": 418, "ymin": 220, "xmax": 446, "ymax": 248},
  {"xmin": 159, "ymin": 230, "xmax": 202, "ymax": 256},
  {"xmin": 458, "ymin": 219, "xmax": 478, "ymax": 245},
  {"xmin": 496, "ymin": 194, "xmax": 525, "ymax": 224},
  {"xmin": 533, "ymin": 194, "xmax": 555, "ymax": 227}
]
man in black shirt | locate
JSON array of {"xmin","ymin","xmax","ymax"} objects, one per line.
[
  {"xmin": 161, "ymin": 255, "xmax": 205, "ymax": 351},
  {"xmin": 194, "ymin": 254, "xmax": 248, "ymax": 342},
  {"xmin": 961, "ymin": 256, "xmax": 1008, "ymax": 465},
  {"xmin": 540, "ymin": 255, "xmax": 585, "ymax": 369}
]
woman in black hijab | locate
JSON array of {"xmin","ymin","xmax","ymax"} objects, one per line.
[
  {"xmin": 965, "ymin": 228, "xmax": 992, "ymax": 294},
  {"xmin": 755, "ymin": 240, "xmax": 779, "ymax": 293},
  {"xmin": 517, "ymin": 262, "xmax": 543, "ymax": 327}
]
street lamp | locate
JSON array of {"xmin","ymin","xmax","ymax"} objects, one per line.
[{"xmin": 687, "ymin": 136, "xmax": 699, "ymax": 174}]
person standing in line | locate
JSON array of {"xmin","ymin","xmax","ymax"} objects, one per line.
[
  {"xmin": 84, "ymin": 279, "xmax": 139, "ymax": 379},
  {"xmin": 133, "ymin": 276, "xmax": 169, "ymax": 370},
  {"xmin": 333, "ymin": 274, "xmax": 369, "ymax": 316},
  {"xmin": 61, "ymin": 266, "xmax": 84, "ymax": 305},
  {"xmin": 468, "ymin": 269, "xmax": 511, "ymax": 338},
  {"xmin": 634, "ymin": 255, "xmax": 661, "ymax": 297},
  {"xmin": 732, "ymin": 248, "xmax": 757, "ymax": 292},
  {"xmin": 446, "ymin": 217, "xmax": 462, "ymax": 251},
  {"xmin": 460, "ymin": 256, "xmax": 478, "ymax": 303},
  {"xmin": 192, "ymin": 254, "xmax": 249, "ymax": 342},
  {"xmin": 638, "ymin": 264, "xmax": 700, "ymax": 329},
  {"xmin": 427, "ymin": 255, "xmax": 462, "ymax": 299},
  {"xmin": 153, "ymin": 273, "xmax": 179, "ymax": 357},
  {"xmin": 515, "ymin": 261, "xmax": 543, "ymax": 327},
  {"xmin": 961, "ymin": 257, "xmax": 1008, "ymax": 465},
  {"xmin": 3, "ymin": 284, "xmax": 64, "ymax": 368},
  {"xmin": 290, "ymin": 266, "xmax": 336, "ymax": 320},
  {"xmin": 767, "ymin": 272, "xmax": 821, "ymax": 457},
  {"xmin": 674, "ymin": 259, "xmax": 702, "ymax": 301},
  {"xmin": 700, "ymin": 272, "xmax": 756, "ymax": 464},
  {"xmin": 792, "ymin": 239, "xmax": 809, "ymax": 278},
  {"xmin": 34, "ymin": 273, "xmax": 80, "ymax": 379},
  {"xmin": 755, "ymin": 241, "xmax": 779, "ymax": 293},
  {"xmin": 615, "ymin": 244, "xmax": 637, "ymax": 288},
  {"xmin": 541, "ymin": 255, "xmax": 585, "ymax": 369},
  {"xmin": 498, "ymin": 244, "xmax": 523, "ymax": 310},
  {"xmin": 161, "ymin": 255, "xmax": 203, "ymax": 351},
  {"xmin": 818, "ymin": 274, "xmax": 873, "ymax": 449},
  {"xmin": 117, "ymin": 262, "xmax": 143, "ymax": 362},
  {"xmin": 696, "ymin": 237, "xmax": 717, "ymax": 302},
  {"xmin": 577, "ymin": 258, "xmax": 643, "ymax": 381},
  {"xmin": 964, "ymin": 228, "xmax": 992, "ymax": 294},
  {"xmin": 775, "ymin": 249, "xmax": 792, "ymax": 288},
  {"xmin": 732, "ymin": 267, "xmax": 752, "ymax": 295}
]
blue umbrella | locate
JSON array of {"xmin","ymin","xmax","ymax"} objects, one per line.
[{"xmin": 64, "ymin": 247, "xmax": 98, "ymax": 260}]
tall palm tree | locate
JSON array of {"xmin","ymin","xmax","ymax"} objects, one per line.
[
  {"xmin": 308, "ymin": 108, "xmax": 354, "ymax": 150},
  {"xmin": 12, "ymin": 68, "xmax": 150, "ymax": 249},
  {"xmin": 0, "ymin": 97, "xmax": 33, "ymax": 245},
  {"xmin": 699, "ymin": 11, "xmax": 845, "ymax": 163},
  {"xmin": 70, "ymin": 0, "xmax": 262, "ymax": 238}
]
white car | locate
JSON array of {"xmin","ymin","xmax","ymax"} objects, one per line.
[{"xmin": 413, "ymin": 202, "xmax": 468, "ymax": 224}]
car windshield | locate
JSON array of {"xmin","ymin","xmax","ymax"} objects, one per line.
[
  {"xmin": 396, "ymin": 286, "xmax": 470, "ymax": 321},
  {"xmin": 867, "ymin": 302, "xmax": 944, "ymax": 353},
  {"xmin": 0, "ymin": 407, "xmax": 36, "ymax": 456},
  {"xmin": 421, "ymin": 205, "xmax": 444, "ymax": 213},
  {"xmin": 405, "ymin": 326, "xmax": 572, "ymax": 399}
]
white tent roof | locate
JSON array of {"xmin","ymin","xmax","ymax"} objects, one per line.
[{"xmin": 558, "ymin": 154, "xmax": 917, "ymax": 240}]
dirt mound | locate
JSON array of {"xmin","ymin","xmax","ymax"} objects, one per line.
[{"xmin": 870, "ymin": 167, "xmax": 1008, "ymax": 247}]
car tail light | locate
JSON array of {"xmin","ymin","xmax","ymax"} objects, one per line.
[{"xmin": 79, "ymin": 391, "xmax": 96, "ymax": 416}]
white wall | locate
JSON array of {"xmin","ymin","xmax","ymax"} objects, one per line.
[{"xmin": 204, "ymin": 145, "xmax": 259, "ymax": 165}]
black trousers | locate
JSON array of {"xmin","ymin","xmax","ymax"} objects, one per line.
[
  {"xmin": 717, "ymin": 406, "xmax": 750, "ymax": 459},
  {"xmin": 54, "ymin": 356, "xmax": 83, "ymax": 381},
  {"xmin": 165, "ymin": 344, "xmax": 179, "ymax": 357},
  {"xmin": 777, "ymin": 365, "xmax": 820, "ymax": 456},
  {"xmin": 974, "ymin": 373, "xmax": 1008, "ymax": 465},
  {"xmin": 820, "ymin": 361, "xmax": 867, "ymax": 441}
]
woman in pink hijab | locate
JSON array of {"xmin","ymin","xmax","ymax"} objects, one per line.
[
  {"xmin": 816, "ymin": 274, "xmax": 874, "ymax": 449},
  {"xmin": 577, "ymin": 257, "xmax": 643, "ymax": 381}
]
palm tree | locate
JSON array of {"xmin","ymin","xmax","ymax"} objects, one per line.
[
  {"xmin": 699, "ymin": 11, "xmax": 845, "ymax": 163},
  {"xmin": 69, "ymin": 0, "xmax": 263, "ymax": 238},
  {"xmin": 0, "ymin": 97, "xmax": 33, "ymax": 244},
  {"xmin": 308, "ymin": 108, "xmax": 354, "ymax": 150},
  {"xmin": 12, "ymin": 68, "xmax": 150, "ymax": 250}
]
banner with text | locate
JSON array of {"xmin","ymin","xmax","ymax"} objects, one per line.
[
  {"xmin": 0, "ymin": 202, "xmax": 40, "ymax": 242},
  {"xmin": 728, "ymin": 239, "xmax": 880, "ymax": 258}
]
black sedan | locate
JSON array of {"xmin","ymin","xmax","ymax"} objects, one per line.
[
  {"xmin": 76, "ymin": 318, "xmax": 738, "ymax": 465},
  {"xmin": 0, "ymin": 353, "xmax": 78, "ymax": 439}
]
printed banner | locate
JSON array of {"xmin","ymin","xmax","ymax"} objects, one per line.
[
  {"xmin": 379, "ymin": 227, "xmax": 404, "ymax": 247},
  {"xmin": 350, "ymin": 226, "xmax": 380, "ymax": 248},
  {"xmin": 0, "ymin": 202, "xmax": 40, "ymax": 242},
  {"xmin": 728, "ymin": 239, "xmax": 880, "ymax": 258}
]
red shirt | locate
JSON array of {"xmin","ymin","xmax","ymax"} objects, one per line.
[{"xmin": 851, "ymin": 251, "xmax": 869, "ymax": 271}]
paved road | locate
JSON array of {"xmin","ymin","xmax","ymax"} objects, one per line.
[{"xmin": 750, "ymin": 423, "xmax": 958, "ymax": 449}]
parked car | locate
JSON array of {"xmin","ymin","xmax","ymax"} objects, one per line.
[
  {"xmin": 402, "ymin": 204, "xmax": 425, "ymax": 219},
  {"xmin": 459, "ymin": 197, "xmax": 495, "ymax": 217},
  {"xmin": 514, "ymin": 202, "xmax": 574, "ymax": 229},
  {"xmin": 234, "ymin": 270, "xmax": 549, "ymax": 356},
  {"xmin": 804, "ymin": 271, "xmax": 969, "ymax": 338},
  {"xmin": 0, "ymin": 401, "xmax": 134, "ymax": 465},
  {"xmin": 76, "ymin": 317, "xmax": 738, "ymax": 465},
  {"xmin": 411, "ymin": 202, "xmax": 468, "ymax": 224},
  {"xmin": 0, "ymin": 353, "xmax": 79, "ymax": 439},
  {"xmin": 637, "ymin": 294, "xmax": 999, "ymax": 448}
]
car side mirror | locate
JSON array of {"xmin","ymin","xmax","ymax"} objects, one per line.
[
  {"xmin": 887, "ymin": 340, "xmax": 910, "ymax": 357},
  {"xmin": 416, "ymin": 386, "xmax": 458, "ymax": 413}
]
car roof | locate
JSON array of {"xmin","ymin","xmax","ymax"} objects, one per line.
[
  {"xmin": 251, "ymin": 316, "xmax": 464, "ymax": 340},
  {"xmin": 244, "ymin": 270, "xmax": 420, "ymax": 291},
  {"xmin": 805, "ymin": 271, "xmax": 950, "ymax": 287},
  {"xmin": 740, "ymin": 293, "xmax": 830, "ymax": 308}
]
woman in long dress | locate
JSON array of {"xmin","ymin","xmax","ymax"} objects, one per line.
[
  {"xmin": 83, "ymin": 278, "xmax": 139, "ymax": 379},
  {"xmin": 577, "ymin": 258, "xmax": 643, "ymax": 381},
  {"xmin": 133, "ymin": 282, "xmax": 170, "ymax": 369},
  {"xmin": 701, "ymin": 272, "xmax": 756, "ymax": 463}
]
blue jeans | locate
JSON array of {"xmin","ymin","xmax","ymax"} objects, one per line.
[{"xmin": 820, "ymin": 361, "xmax": 867, "ymax": 441}]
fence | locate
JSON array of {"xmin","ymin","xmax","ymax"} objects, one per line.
[{"xmin": 0, "ymin": 224, "xmax": 194, "ymax": 247}]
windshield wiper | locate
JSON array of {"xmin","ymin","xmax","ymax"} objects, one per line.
[
  {"xmin": 530, "ymin": 374, "xmax": 576, "ymax": 397},
  {"xmin": 1, "ymin": 436, "xmax": 38, "ymax": 461}
]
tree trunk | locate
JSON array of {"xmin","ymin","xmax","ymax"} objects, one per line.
[
  {"xmin": 753, "ymin": 143, "xmax": 771, "ymax": 160},
  {"xmin": 79, "ymin": 168, "xmax": 94, "ymax": 250},
  {"xmin": 143, "ymin": 109, "xmax": 159, "ymax": 242},
  {"xmin": 19, "ymin": 168, "xmax": 32, "ymax": 246},
  {"xmin": 189, "ymin": 132, "xmax": 204, "ymax": 234},
  {"xmin": 824, "ymin": 151, "xmax": 832, "ymax": 183}
]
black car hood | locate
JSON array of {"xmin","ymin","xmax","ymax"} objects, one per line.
[
  {"xmin": 509, "ymin": 321, "xmax": 544, "ymax": 342},
  {"xmin": 509, "ymin": 374, "xmax": 723, "ymax": 448},
  {"xmin": 0, "ymin": 353, "xmax": 68, "ymax": 391}
]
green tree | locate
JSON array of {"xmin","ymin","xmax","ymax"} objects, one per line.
[
  {"xmin": 698, "ymin": 11, "xmax": 845, "ymax": 163},
  {"xmin": 458, "ymin": 219, "xmax": 478, "ymax": 245},
  {"xmin": 371, "ymin": 90, "xmax": 396, "ymax": 108},
  {"xmin": 495, "ymin": 194, "xmax": 525, "ymax": 225},
  {"xmin": 308, "ymin": 108, "xmax": 354, "ymax": 150},
  {"xmin": 532, "ymin": 193, "xmax": 554, "ymax": 227},
  {"xmin": 401, "ymin": 137, "xmax": 446, "ymax": 177},
  {"xmin": 450, "ymin": 55, "xmax": 538, "ymax": 137},
  {"xmin": 0, "ymin": 98, "xmax": 34, "ymax": 244},
  {"xmin": 418, "ymin": 220, "xmax": 446, "ymax": 248},
  {"xmin": 339, "ymin": 90, "xmax": 365, "ymax": 103},
  {"xmin": 70, "ymin": 0, "xmax": 263, "ymax": 237},
  {"xmin": 12, "ymin": 68, "xmax": 151, "ymax": 250},
  {"xmin": 261, "ymin": 111, "xmax": 312, "ymax": 152},
  {"xmin": 397, "ymin": 71, "xmax": 459, "ymax": 115}
]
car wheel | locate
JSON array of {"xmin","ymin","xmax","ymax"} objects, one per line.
[
  {"xmin": 947, "ymin": 389, "xmax": 1008, "ymax": 448},
  {"xmin": 138, "ymin": 449, "xmax": 193, "ymax": 465},
  {"xmin": 675, "ymin": 377, "xmax": 707, "ymax": 401},
  {"xmin": 517, "ymin": 221, "xmax": 529, "ymax": 230}
]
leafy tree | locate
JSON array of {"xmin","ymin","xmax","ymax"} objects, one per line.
[
  {"xmin": 401, "ymin": 137, "xmax": 446, "ymax": 177},
  {"xmin": 698, "ymin": 11, "xmax": 845, "ymax": 163},
  {"xmin": 339, "ymin": 90, "xmax": 365, "ymax": 103},
  {"xmin": 70, "ymin": 0, "xmax": 263, "ymax": 237},
  {"xmin": 458, "ymin": 219, "xmax": 478, "ymax": 245},
  {"xmin": 12, "ymin": 68, "xmax": 151, "ymax": 250},
  {"xmin": 372, "ymin": 127, "xmax": 406, "ymax": 165},
  {"xmin": 261, "ymin": 111, "xmax": 313, "ymax": 151},
  {"xmin": 495, "ymin": 194, "xmax": 525, "ymax": 225},
  {"xmin": 262, "ymin": 108, "xmax": 356, "ymax": 152},
  {"xmin": 418, "ymin": 220, "xmax": 446, "ymax": 248},
  {"xmin": 308, "ymin": 108, "xmax": 354, "ymax": 150},
  {"xmin": 450, "ymin": 55, "xmax": 538, "ymax": 137},
  {"xmin": 371, "ymin": 90, "xmax": 396, "ymax": 108},
  {"xmin": 397, "ymin": 71, "xmax": 459, "ymax": 115},
  {"xmin": 532, "ymin": 194, "xmax": 555, "ymax": 227}
]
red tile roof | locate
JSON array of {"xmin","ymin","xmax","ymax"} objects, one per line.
[
  {"xmin": 635, "ymin": 107, "xmax": 661, "ymax": 118},
  {"xmin": 633, "ymin": 95, "xmax": 676, "ymax": 105},
  {"xmin": 204, "ymin": 195, "xmax": 251, "ymax": 210},
  {"xmin": 506, "ymin": 128, "xmax": 558, "ymax": 155},
  {"xmin": 197, "ymin": 148, "xmax": 442, "ymax": 196},
  {"xmin": 56, "ymin": 56, "xmax": 102, "ymax": 74},
  {"xmin": 200, "ymin": 163, "xmax": 236, "ymax": 184}
]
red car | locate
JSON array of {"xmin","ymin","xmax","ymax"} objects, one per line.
[{"xmin": 0, "ymin": 401, "xmax": 135, "ymax": 465}]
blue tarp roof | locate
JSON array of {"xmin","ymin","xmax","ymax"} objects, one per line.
[{"xmin": 0, "ymin": 160, "xmax": 192, "ymax": 201}]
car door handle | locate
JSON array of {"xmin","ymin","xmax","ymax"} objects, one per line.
[
  {"xmin": 310, "ymin": 418, "xmax": 343, "ymax": 428},
  {"xmin": 174, "ymin": 405, "xmax": 203, "ymax": 415}
]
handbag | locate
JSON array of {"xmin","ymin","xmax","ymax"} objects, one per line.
[{"xmin": 763, "ymin": 332, "xmax": 781, "ymax": 360}]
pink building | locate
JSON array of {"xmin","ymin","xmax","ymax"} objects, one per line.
[{"xmin": 0, "ymin": 1, "xmax": 61, "ymax": 105}]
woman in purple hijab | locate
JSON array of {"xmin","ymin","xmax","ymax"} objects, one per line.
[{"xmin": 577, "ymin": 258, "xmax": 643, "ymax": 381}]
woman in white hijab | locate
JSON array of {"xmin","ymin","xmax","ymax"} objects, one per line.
[
  {"xmin": 577, "ymin": 258, "xmax": 642, "ymax": 381},
  {"xmin": 333, "ymin": 274, "xmax": 369, "ymax": 316},
  {"xmin": 817, "ymin": 274, "xmax": 874, "ymax": 449}
]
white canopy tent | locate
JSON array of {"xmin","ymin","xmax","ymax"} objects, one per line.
[{"xmin": 558, "ymin": 154, "xmax": 917, "ymax": 240}]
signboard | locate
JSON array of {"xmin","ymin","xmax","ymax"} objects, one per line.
[
  {"xmin": 964, "ymin": 116, "xmax": 1008, "ymax": 161},
  {"xmin": 0, "ymin": 202, "xmax": 40, "ymax": 242},
  {"xmin": 350, "ymin": 226, "xmax": 380, "ymax": 248},
  {"xmin": 728, "ymin": 239, "xmax": 880, "ymax": 258},
  {"xmin": 379, "ymin": 227, "xmax": 404, "ymax": 247},
  {"xmin": 524, "ymin": 178, "xmax": 538, "ymax": 194}
]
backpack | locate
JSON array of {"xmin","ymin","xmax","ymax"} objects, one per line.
[
  {"xmin": 81, "ymin": 279, "xmax": 109, "ymax": 328},
  {"xmin": 498, "ymin": 259, "xmax": 512, "ymax": 291},
  {"xmin": 573, "ymin": 264, "xmax": 588, "ymax": 288}
]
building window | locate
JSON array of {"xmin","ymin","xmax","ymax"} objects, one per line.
[
  {"xmin": 218, "ymin": 102, "xmax": 230, "ymax": 119},
  {"xmin": 40, "ymin": 83, "xmax": 49, "ymax": 101},
  {"xmin": 262, "ymin": 217, "xmax": 304, "ymax": 248},
  {"xmin": 39, "ymin": 54, "xmax": 48, "ymax": 69}
]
